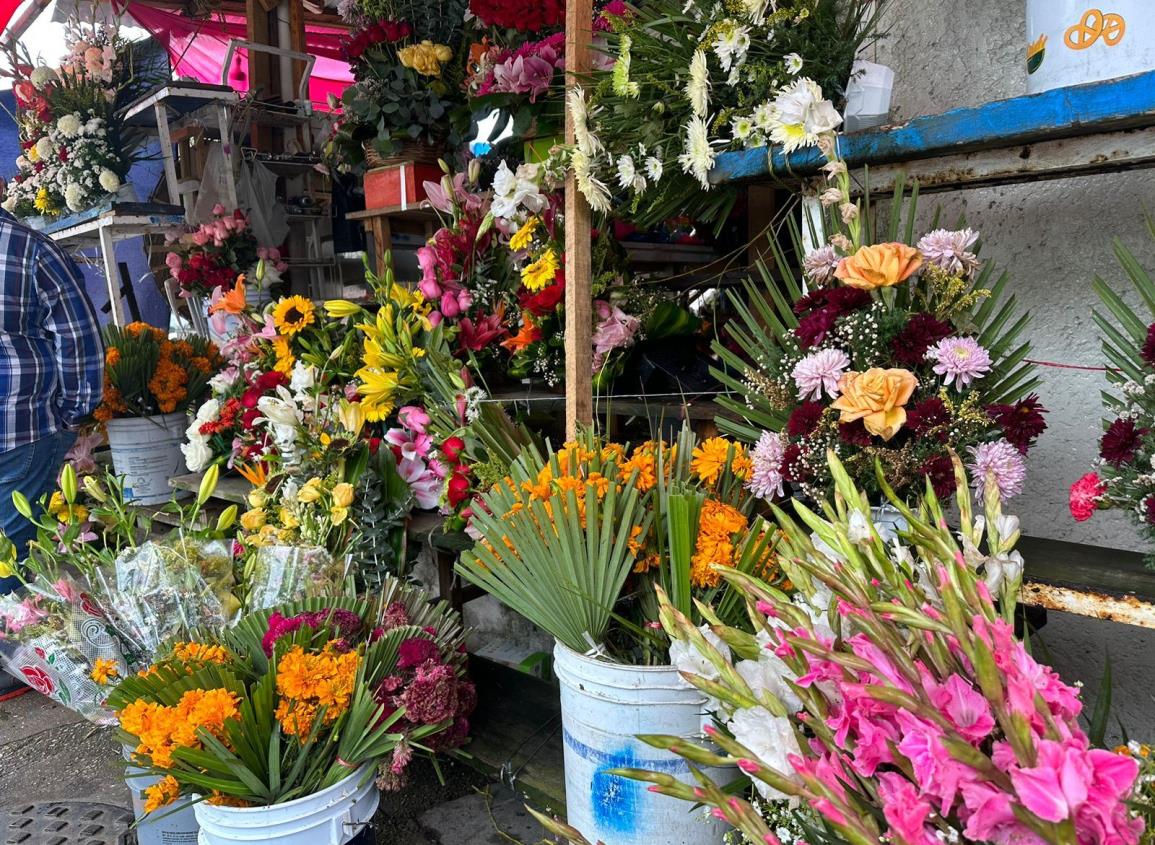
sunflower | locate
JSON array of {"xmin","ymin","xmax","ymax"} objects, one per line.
[{"xmin": 272, "ymin": 296, "xmax": 316, "ymax": 336}]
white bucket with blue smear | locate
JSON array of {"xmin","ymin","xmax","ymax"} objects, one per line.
[
  {"xmin": 106, "ymin": 412, "xmax": 190, "ymax": 505},
  {"xmin": 553, "ymin": 641, "xmax": 733, "ymax": 845},
  {"xmin": 193, "ymin": 765, "xmax": 379, "ymax": 845},
  {"xmin": 1027, "ymin": 0, "xmax": 1155, "ymax": 93}
]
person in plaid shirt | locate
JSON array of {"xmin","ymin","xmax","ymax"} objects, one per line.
[{"xmin": 0, "ymin": 208, "xmax": 103, "ymax": 595}]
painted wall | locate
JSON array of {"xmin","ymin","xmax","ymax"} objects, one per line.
[{"xmin": 870, "ymin": 0, "xmax": 1155, "ymax": 740}]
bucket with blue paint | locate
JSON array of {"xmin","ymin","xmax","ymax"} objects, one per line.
[
  {"xmin": 106, "ymin": 412, "xmax": 190, "ymax": 505},
  {"xmin": 553, "ymin": 641, "xmax": 733, "ymax": 845}
]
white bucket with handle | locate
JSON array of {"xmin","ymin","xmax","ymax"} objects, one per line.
[
  {"xmin": 1027, "ymin": 0, "xmax": 1155, "ymax": 92},
  {"xmin": 553, "ymin": 641, "xmax": 732, "ymax": 845},
  {"xmin": 123, "ymin": 745, "xmax": 200, "ymax": 844},
  {"xmin": 193, "ymin": 765, "xmax": 378, "ymax": 845},
  {"xmin": 106, "ymin": 412, "xmax": 190, "ymax": 505}
]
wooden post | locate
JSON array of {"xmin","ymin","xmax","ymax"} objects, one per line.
[{"xmin": 564, "ymin": 0, "xmax": 594, "ymax": 440}]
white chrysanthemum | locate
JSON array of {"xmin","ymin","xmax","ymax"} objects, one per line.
[
  {"xmin": 686, "ymin": 49, "xmax": 710, "ymax": 118},
  {"xmin": 768, "ymin": 77, "xmax": 842, "ymax": 154},
  {"xmin": 64, "ymin": 183, "xmax": 84, "ymax": 212},
  {"xmin": 677, "ymin": 115, "xmax": 716, "ymax": 189},
  {"xmin": 56, "ymin": 113, "xmax": 82, "ymax": 138},
  {"xmin": 736, "ymin": 0, "xmax": 771, "ymax": 24},
  {"xmin": 784, "ymin": 53, "xmax": 804, "ymax": 75},
  {"xmin": 35, "ymin": 137, "xmax": 54, "ymax": 161},
  {"xmin": 615, "ymin": 154, "xmax": 646, "ymax": 194},
  {"xmin": 98, "ymin": 170, "xmax": 120, "ymax": 193},
  {"xmin": 712, "ymin": 22, "xmax": 751, "ymax": 77},
  {"xmin": 732, "ymin": 115, "xmax": 755, "ymax": 143},
  {"xmin": 752, "ymin": 101, "xmax": 776, "ymax": 132},
  {"xmin": 644, "ymin": 155, "xmax": 663, "ymax": 183},
  {"xmin": 566, "ymin": 85, "xmax": 600, "ymax": 156},
  {"xmin": 29, "ymin": 66, "xmax": 57, "ymax": 88},
  {"xmin": 571, "ymin": 148, "xmax": 613, "ymax": 213}
]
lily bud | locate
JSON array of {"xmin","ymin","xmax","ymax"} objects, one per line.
[
  {"xmin": 216, "ymin": 504, "xmax": 238, "ymax": 533},
  {"xmin": 12, "ymin": 491, "xmax": 32, "ymax": 519},
  {"xmin": 83, "ymin": 476, "xmax": 108, "ymax": 503},
  {"xmin": 197, "ymin": 464, "xmax": 220, "ymax": 506},
  {"xmin": 60, "ymin": 463, "xmax": 77, "ymax": 504}
]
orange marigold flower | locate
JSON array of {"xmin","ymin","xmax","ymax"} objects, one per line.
[
  {"xmin": 690, "ymin": 500, "xmax": 749, "ymax": 588},
  {"xmin": 691, "ymin": 438, "xmax": 745, "ymax": 486},
  {"xmin": 143, "ymin": 775, "xmax": 181, "ymax": 813},
  {"xmin": 90, "ymin": 658, "xmax": 120, "ymax": 685}
]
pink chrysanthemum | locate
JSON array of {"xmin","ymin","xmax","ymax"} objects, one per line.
[
  {"xmin": 926, "ymin": 336, "xmax": 992, "ymax": 389},
  {"xmin": 916, "ymin": 228, "xmax": 981, "ymax": 277},
  {"xmin": 791, "ymin": 348, "xmax": 850, "ymax": 401},
  {"xmin": 968, "ymin": 439, "xmax": 1027, "ymax": 500},
  {"xmin": 802, "ymin": 245, "xmax": 842, "ymax": 286},
  {"xmin": 748, "ymin": 431, "xmax": 787, "ymax": 500}
]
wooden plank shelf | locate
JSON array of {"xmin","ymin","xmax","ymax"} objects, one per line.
[{"xmin": 710, "ymin": 69, "xmax": 1155, "ymax": 194}]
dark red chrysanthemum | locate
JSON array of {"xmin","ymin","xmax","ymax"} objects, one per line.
[
  {"xmin": 793, "ymin": 287, "xmax": 872, "ymax": 349},
  {"xmin": 1145, "ymin": 496, "xmax": 1155, "ymax": 526},
  {"xmin": 786, "ymin": 402, "xmax": 824, "ymax": 437},
  {"xmin": 1143, "ymin": 323, "xmax": 1155, "ymax": 368},
  {"xmin": 906, "ymin": 397, "xmax": 950, "ymax": 439},
  {"xmin": 891, "ymin": 313, "xmax": 954, "ymax": 366},
  {"xmin": 987, "ymin": 394, "xmax": 1048, "ymax": 453},
  {"xmin": 780, "ymin": 443, "xmax": 807, "ymax": 482},
  {"xmin": 1100, "ymin": 417, "xmax": 1148, "ymax": 467},
  {"xmin": 838, "ymin": 420, "xmax": 872, "ymax": 447},
  {"xmin": 919, "ymin": 453, "xmax": 956, "ymax": 499},
  {"xmin": 795, "ymin": 310, "xmax": 837, "ymax": 350}
]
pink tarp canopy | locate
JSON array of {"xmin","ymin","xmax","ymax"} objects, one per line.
[{"xmin": 125, "ymin": 3, "xmax": 352, "ymax": 110}]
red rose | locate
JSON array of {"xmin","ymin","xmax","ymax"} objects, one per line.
[
  {"xmin": 447, "ymin": 472, "xmax": 471, "ymax": 507},
  {"xmin": 441, "ymin": 437, "xmax": 466, "ymax": 463},
  {"xmin": 21, "ymin": 665, "xmax": 55, "ymax": 695},
  {"xmin": 256, "ymin": 371, "xmax": 288, "ymax": 392}
]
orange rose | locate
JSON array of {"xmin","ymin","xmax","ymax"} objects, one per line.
[
  {"xmin": 835, "ymin": 243, "xmax": 923, "ymax": 290},
  {"xmin": 831, "ymin": 368, "xmax": 918, "ymax": 441}
]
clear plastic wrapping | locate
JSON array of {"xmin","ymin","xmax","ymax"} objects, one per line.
[{"xmin": 245, "ymin": 545, "xmax": 352, "ymax": 611}]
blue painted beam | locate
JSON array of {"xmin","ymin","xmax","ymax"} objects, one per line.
[{"xmin": 710, "ymin": 69, "xmax": 1155, "ymax": 185}]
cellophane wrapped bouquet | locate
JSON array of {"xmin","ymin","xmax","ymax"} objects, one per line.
[{"xmin": 534, "ymin": 453, "xmax": 1146, "ymax": 845}]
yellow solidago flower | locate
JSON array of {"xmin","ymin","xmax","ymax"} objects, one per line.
[
  {"xmin": 272, "ymin": 296, "xmax": 316, "ymax": 337},
  {"xmin": 521, "ymin": 248, "xmax": 559, "ymax": 292},
  {"xmin": 510, "ymin": 216, "xmax": 540, "ymax": 252}
]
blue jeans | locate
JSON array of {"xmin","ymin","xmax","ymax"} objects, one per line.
[{"xmin": 0, "ymin": 430, "xmax": 77, "ymax": 595}]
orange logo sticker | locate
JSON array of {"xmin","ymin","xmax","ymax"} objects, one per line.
[{"xmin": 1064, "ymin": 8, "xmax": 1127, "ymax": 50}]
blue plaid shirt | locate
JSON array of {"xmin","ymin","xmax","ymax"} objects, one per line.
[{"xmin": 0, "ymin": 209, "xmax": 103, "ymax": 453}]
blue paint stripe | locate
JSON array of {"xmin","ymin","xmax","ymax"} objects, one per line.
[
  {"xmin": 711, "ymin": 69, "xmax": 1155, "ymax": 184},
  {"xmin": 562, "ymin": 727, "xmax": 692, "ymax": 774}
]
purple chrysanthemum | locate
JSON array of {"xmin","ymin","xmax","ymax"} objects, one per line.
[
  {"xmin": 791, "ymin": 348, "xmax": 849, "ymax": 401},
  {"xmin": 916, "ymin": 228, "xmax": 981, "ymax": 277},
  {"xmin": 968, "ymin": 439, "xmax": 1027, "ymax": 500},
  {"xmin": 747, "ymin": 431, "xmax": 787, "ymax": 500},
  {"xmin": 925, "ymin": 336, "xmax": 992, "ymax": 389},
  {"xmin": 802, "ymin": 245, "xmax": 842, "ymax": 285}
]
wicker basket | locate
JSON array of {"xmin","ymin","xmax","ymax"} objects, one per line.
[{"xmin": 363, "ymin": 139, "xmax": 443, "ymax": 169}]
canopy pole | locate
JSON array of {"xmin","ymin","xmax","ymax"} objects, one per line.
[{"xmin": 564, "ymin": 0, "xmax": 593, "ymax": 440}]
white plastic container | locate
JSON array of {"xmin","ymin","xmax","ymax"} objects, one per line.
[
  {"xmin": 553, "ymin": 641, "xmax": 732, "ymax": 845},
  {"xmin": 842, "ymin": 60, "xmax": 894, "ymax": 132},
  {"xmin": 106, "ymin": 413, "xmax": 190, "ymax": 505},
  {"xmin": 193, "ymin": 765, "xmax": 378, "ymax": 845},
  {"xmin": 1027, "ymin": 0, "xmax": 1155, "ymax": 93},
  {"xmin": 125, "ymin": 766, "xmax": 200, "ymax": 844}
]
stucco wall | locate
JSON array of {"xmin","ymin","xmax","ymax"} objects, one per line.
[{"xmin": 871, "ymin": 0, "xmax": 1155, "ymax": 739}]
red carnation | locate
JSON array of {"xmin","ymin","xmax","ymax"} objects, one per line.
[
  {"xmin": 781, "ymin": 444, "xmax": 809, "ymax": 483},
  {"xmin": 786, "ymin": 402, "xmax": 824, "ymax": 437},
  {"xmin": 795, "ymin": 309, "xmax": 838, "ymax": 350},
  {"xmin": 1069, "ymin": 472, "xmax": 1105, "ymax": 522},
  {"xmin": 1100, "ymin": 417, "xmax": 1148, "ymax": 467},
  {"xmin": 891, "ymin": 312, "xmax": 954, "ymax": 366},
  {"xmin": 470, "ymin": 0, "xmax": 564, "ymax": 31},
  {"xmin": 986, "ymin": 394, "xmax": 1048, "ymax": 453}
]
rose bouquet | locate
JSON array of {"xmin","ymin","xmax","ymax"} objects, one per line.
[
  {"xmin": 108, "ymin": 582, "xmax": 473, "ymax": 811},
  {"xmin": 578, "ymin": 452, "xmax": 1145, "ymax": 845},
  {"xmin": 94, "ymin": 322, "xmax": 222, "ymax": 423},
  {"xmin": 165, "ymin": 207, "xmax": 286, "ymax": 299},
  {"xmin": 713, "ymin": 151, "xmax": 1045, "ymax": 505},
  {"xmin": 457, "ymin": 425, "xmax": 784, "ymax": 663},
  {"xmin": 1069, "ymin": 225, "xmax": 1155, "ymax": 567},
  {"xmin": 569, "ymin": 0, "xmax": 886, "ymax": 228}
]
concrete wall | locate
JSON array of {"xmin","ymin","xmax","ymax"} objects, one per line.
[{"xmin": 870, "ymin": 0, "xmax": 1155, "ymax": 740}]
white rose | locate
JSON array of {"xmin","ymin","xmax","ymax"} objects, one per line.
[
  {"xmin": 181, "ymin": 438, "xmax": 213, "ymax": 473},
  {"xmin": 726, "ymin": 706, "xmax": 801, "ymax": 800},
  {"xmin": 668, "ymin": 625, "xmax": 731, "ymax": 682},
  {"xmin": 194, "ymin": 398, "xmax": 221, "ymax": 424},
  {"xmin": 56, "ymin": 114, "xmax": 81, "ymax": 138},
  {"xmin": 98, "ymin": 170, "xmax": 120, "ymax": 193},
  {"xmin": 64, "ymin": 184, "xmax": 84, "ymax": 212}
]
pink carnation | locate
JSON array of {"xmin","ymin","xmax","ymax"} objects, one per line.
[{"xmin": 1069, "ymin": 472, "xmax": 1105, "ymax": 522}]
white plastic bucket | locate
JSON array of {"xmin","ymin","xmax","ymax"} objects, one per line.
[
  {"xmin": 1027, "ymin": 0, "xmax": 1155, "ymax": 93},
  {"xmin": 193, "ymin": 765, "xmax": 379, "ymax": 845},
  {"xmin": 126, "ymin": 768, "xmax": 200, "ymax": 844},
  {"xmin": 843, "ymin": 60, "xmax": 894, "ymax": 132},
  {"xmin": 106, "ymin": 413, "xmax": 189, "ymax": 505},
  {"xmin": 553, "ymin": 641, "xmax": 733, "ymax": 845}
]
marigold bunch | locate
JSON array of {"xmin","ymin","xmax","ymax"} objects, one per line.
[{"xmin": 274, "ymin": 642, "xmax": 360, "ymax": 738}]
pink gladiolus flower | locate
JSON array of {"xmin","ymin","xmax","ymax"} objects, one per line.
[
  {"xmin": 877, "ymin": 773, "xmax": 939, "ymax": 845},
  {"xmin": 1011, "ymin": 739, "xmax": 1093, "ymax": 823},
  {"xmin": 930, "ymin": 674, "xmax": 996, "ymax": 744}
]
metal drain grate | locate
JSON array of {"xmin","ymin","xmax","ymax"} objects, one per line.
[{"xmin": 0, "ymin": 802, "xmax": 134, "ymax": 845}]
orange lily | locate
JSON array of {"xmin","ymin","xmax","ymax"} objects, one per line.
[
  {"xmin": 210, "ymin": 276, "xmax": 248, "ymax": 316},
  {"xmin": 501, "ymin": 314, "xmax": 542, "ymax": 353}
]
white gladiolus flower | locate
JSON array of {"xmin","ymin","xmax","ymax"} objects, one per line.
[
  {"xmin": 677, "ymin": 115, "xmax": 716, "ymax": 189},
  {"xmin": 686, "ymin": 49, "xmax": 710, "ymax": 118},
  {"xmin": 726, "ymin": 706, "xmax": 801, "ymax": 800},
  {"xmin": 668, "ymin": 625, "xmax": 731, "ymax": 682},
  {"xmin": 56, "ymin": 114, "xmax": 82, "ymax": 137},
  {"xmin": 98, "ymin": 170, "xmax": 120, "ymax": 193}
]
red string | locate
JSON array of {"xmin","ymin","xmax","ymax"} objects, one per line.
[{"xmin": 1022, "ymin": 358, "xmax": 1118, "ymax": 373}]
